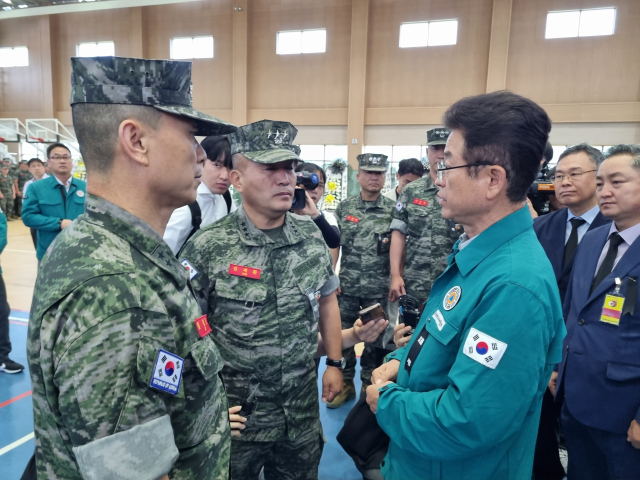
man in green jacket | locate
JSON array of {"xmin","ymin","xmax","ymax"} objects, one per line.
[
  {"xmin": 22, "ymin": 143, "xmax": 86, "ymax": 262},
  {"xmin": 367, "ymin": 91, "xmax": 566, "ymax": 480}
]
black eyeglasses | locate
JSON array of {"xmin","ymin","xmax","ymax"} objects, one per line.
[{"xmin": 436, "ymin": 161, "xmax": 495, "ymax": 182}]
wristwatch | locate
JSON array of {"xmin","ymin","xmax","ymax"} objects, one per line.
[{"xmin": 325, "ymin": 357, "xmax": 346, "ymax": 371}]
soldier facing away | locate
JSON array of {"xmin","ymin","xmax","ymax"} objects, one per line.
[
  {"xmin": 27, "ymin": 56, "xmax": 237, "ymax": 480},
  {"xmin": 180, "ymin": 119, "xmax": 344, "ymax": 480}
]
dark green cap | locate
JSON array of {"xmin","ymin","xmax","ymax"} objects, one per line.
[
  {"xmin": 427, "ymin": 128, "xmax": 451, "ymax": 146},
  {"xmin": 70, "ymin": 56, "xmax": 237, "ymax": 136},
  {"xmin": 228, "ymin": 120, "xmax": 301, "ymax": 164},
  {"xmin": 357, "ymin": 153, "xmax": 388, "ymax": 172}
]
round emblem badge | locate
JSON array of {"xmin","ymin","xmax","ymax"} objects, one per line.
[
  {"xmin": 443, "ymin": 286, "xmax": 462, "ymax": 311},
  {"xmin": 608, "ymin": 300, "xmax": 617, "ymax": 308},
  {"xmin": 76, "ymin": 190, "xmax": 85, "ymax": 197}
]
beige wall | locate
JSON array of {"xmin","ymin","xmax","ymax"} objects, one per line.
[{"xmin": 1, "ymin": 0, "xmax": 639, "ymax": 151}]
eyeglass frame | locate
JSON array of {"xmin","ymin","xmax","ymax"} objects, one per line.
[
  {"xmin": 49, "ymin": 155, "xmax": 72, "ymax": 161},
  {"xmin": 436, "ymin": 161, "xmax": 496, "ymax": 183},
  {"xmin": 551, "ymin": 169, "xmax": 597, "ymax": 183}
]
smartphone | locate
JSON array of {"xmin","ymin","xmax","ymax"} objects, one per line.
[
  {"xmin": 359, "ymin": 303, "xmax": 386, "ymax": 324},
  {"xmin": 291, "ymin": 189, "xmax": 306, "ymax": 210}
]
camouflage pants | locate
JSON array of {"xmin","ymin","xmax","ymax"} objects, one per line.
[
  {"xmin": 0, "ymin": 198, "xmax": 13, "ymax": 218},
  {"xmin": 338, "ymin": 294, "xmax": 389, "ymax": 386},
  {"xmin": 230, "ymin": 423, "xmax": 324, "ymax": 480},
  {"xmin": 13, "ymin": 196, "xmax": 22, "ymax": 216}
]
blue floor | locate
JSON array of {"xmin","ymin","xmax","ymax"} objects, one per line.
[{"xmin": 0, "ymin": 309, "xmax": 362, "ymax": 480}]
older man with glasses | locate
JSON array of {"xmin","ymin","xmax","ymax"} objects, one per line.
[
  {"xmin": 367, "ymin": 91, "xmax": 566, "ymax": 480},
  {"xmin": 22, "ymin": 142, "xmax": 86, "ymax": 264}
]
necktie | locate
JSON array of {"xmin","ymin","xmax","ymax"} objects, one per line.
[
  {"xmin": 564, "ymin": 218, "xmax": 586, "ymax": 268},
  {"xmin": 591, "ymin": 233, "xmax": 625, "ymax": 294}
]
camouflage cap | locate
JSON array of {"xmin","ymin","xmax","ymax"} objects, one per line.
[
  {"xmin": 228, "ymin": 120, "xmax": 301, "ymax": 164},
  {"xmin": 357, "ymin": 153, "xmax": 388, "ymax": 172},
  {"xmin": 70, "ymin": 56, "xmax": 237, "ymax": 136},
  {"xmin": 427, "ymin": 127, "xmax": 451, "ymax": 146},
  {"xmin": 1, "ymin": 160, "xmax": 10, "ymax": 168}
]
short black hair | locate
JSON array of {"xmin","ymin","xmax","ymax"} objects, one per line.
[
  {"xmin": 557, "ymin": 143, "xmax": 603, "ymax": 168},
  {"xmin": 201, "ymin": 135, "xmax": 232, "ymax": 169},
  {"xmin": 28, "ymin": 157, "xmax": 44, "ymax": 167},
  {"xmin": 397, "ymin": 158, "xmax": 424, "ymax": 177},
  {"xmin": 295, "ymin": 162, "xmax": 327, "ymax": 184},
  {"xmin": 603, "ymin": 144, "xmax": 640, "ymax": 170},
  {"xmin": 442, "ymin": 90, "xmax": 552, "ymax": 203},
  {"xmin": 72, "ymin": 103, "xmax": 162, "ymax": 174},
  {"xmin": 46, "ymin": 142, "xmax": 70, "ymax": 159}
]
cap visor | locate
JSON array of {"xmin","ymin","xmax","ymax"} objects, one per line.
[
  {"xmin": 427, "ymin": 140, "xmax": 448, "ymax": 146},
  {"xmin": 242, "ymin": 148, "xmax": 302, "ymax": 164},
  {"xmin": 153, "ymin": 105, "xmax": 237, "ymax": 136},
  {"xmin": 360, "ymin": 166, "xmax": 387, "ymax": 172}
]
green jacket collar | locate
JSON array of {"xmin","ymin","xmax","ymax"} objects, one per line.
[
  {"xmin": 43, "ymin": 174, "xmax": 81, "ymax": 192},
  {"xmin": 236, "ymin": 203, "xmax": 309, "ymax": 247},
  {"xmin": 356, "ymin": 192, "xmax": 385, "ymax": 209},
  {"xmin": 453, "ymin": 206, "xmax": 533, "ymax": 276},
  {"xmin": 84, "ymin": 194, "xmax": 188, "ymax": 289}
]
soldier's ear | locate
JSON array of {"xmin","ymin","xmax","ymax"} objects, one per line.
[
  {"xmin": 229, "ymin": 168, "xmax": 243, "ymax": 193},
  {"xmin": 118, "ymin": 118, "xmax": 150, "ymax": 168}
]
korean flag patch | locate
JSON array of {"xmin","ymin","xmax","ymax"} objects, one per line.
[
  {"xmin": 396, "ymin": 201, "xmax": 403, "ymax": 212},
  {"xmin": 181, "ymin": 258, "xmax": 198, "ymax": 280},
  {"xmin": 150, "ymin": 349, "xmax": 184, "ymax": 395},
  {"xmin": 463, "ymin": 328, "xmax": 507, "ymax": 369}
]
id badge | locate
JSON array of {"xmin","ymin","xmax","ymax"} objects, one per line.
[
  {"xmin": 600, "ymin": 278, "xmax": 625, "ymax": 326},
  {"xmin": 305, "ymin": 286, "xmax": 320, "ymax": 320}
]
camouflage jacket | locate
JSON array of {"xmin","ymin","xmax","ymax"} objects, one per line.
[
  {"xmin": 0, "ymin": 172, "xmax": 12, "ymax": 195},
  {"xmin": 16, "ymin": 169, "xmax": 33, "ymax": 189},
  {"xmin": 27, "ymin": 194, "xmax": 230, "ymax": 480},
  {"xmin": 181, "ymin": 205, "xmax": 339, "ymax": 442},
  {"xmin": 390, "ymin": 175, "xmax": 461, "ymax": 301},
  {"xmin": 335, "ymin": 193, "xmax": 395, "ymax": 299}
]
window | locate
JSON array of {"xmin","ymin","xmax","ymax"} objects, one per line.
[
  {"xmin": 297, "ymin": 145, "xmax": 348, "ymax": 162},
  {"xmin": 170, "ymin": 36, "xmax": 214, "ymax": 60},
  {"xmin": 0, "ymin": 46, "xmax": 29, "ymax": 67},
  {"xmin": 77, "ymin": 41, "xmax": 115, "ymax": 57},
  {"xmin": 545, "ymin": 8, "xmax": 615, "ymax": 39},
  {"xmin": 276, "ymin": 29, "xmax": 327, "ymax": 55},
  {"xmin": 399, "ymin": 20, "xmax": 458, "ymax": 48},
  {"xmin": 392, "ymin": 146, "xmax": 422, "ymax": 162}
]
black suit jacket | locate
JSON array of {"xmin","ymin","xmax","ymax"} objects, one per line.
[{"xmin": 533, "ymin": 208, "xmax": 610, "ymax": 305}]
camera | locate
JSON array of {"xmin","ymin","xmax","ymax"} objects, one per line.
[
  {"xmin": 296, "ymin": 171, "xmax": 319, "ymax": 189},
  {"xmin": 399, "ymin": 294, "xmax": 421, "ymax": 333},
  {"xmin": 527, "ymin": 142, "xmax": 556, "ymax": 216}
]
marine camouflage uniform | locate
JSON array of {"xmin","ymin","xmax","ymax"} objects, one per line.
[
  {"xmin": 181, "ymin": 120, "xmax": 340, "ymax": 480},
  {"xmin": 390, "ymin": 128, "xmax": 461, "ymax": 304},
  {"xmin": 0, "ymin": 161, "xmax": 14, "ymax": 219},
  {"xmin": 27, "ymin": 55, "xmax": 237, "ymax": 480},
  {"xmin": 14, "ymin": 164, "xmax": 32, "ymax": 216},
  {"xmin": 390, "ymin": 175, "xmax": 461, "ymax": 303},
  {"xmin": 335, "ymin": 153, "xmax": 396, "ymax": 387}
]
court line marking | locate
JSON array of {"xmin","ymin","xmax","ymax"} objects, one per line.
[
  {"xmin": 0, "ymin": 432, "xmax": 34, "ymax": 457},
  {"xmin": 3, "ymin": 249, "xmax": 35, "ymax": 253},
  {"xmin": 0, "ymin": 391, "xmax": 32, "ymax": 409}
]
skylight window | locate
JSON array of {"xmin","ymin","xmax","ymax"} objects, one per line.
[
  {"xmin": 0, "ymin": 46, "xmax": 29, "ymax": 67},
  {"xmin": 170, "ymin": 37, "xmax": 214, "ymax": 60},
  {"xmin": 277, "ymin": 29, "xmax": 327, "ymax": 55},
  {"xmin": 545, "ymin": 8, "xmax": 616, "ymax": 39},
  {"xmin": 399, "ymin": 20, "xmax": 458, "ymax": 48},
  {"xmin": 77, "ymin": 42, "xmax": 115, "ymax": 57}
]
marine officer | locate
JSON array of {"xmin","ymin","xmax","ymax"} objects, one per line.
[{"xmin": 27, "ymin": 56, "xmax": 237, "ymax": 480}]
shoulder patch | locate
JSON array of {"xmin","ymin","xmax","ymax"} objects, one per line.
[
  {"xmin": 463, "ymin": 328, "xmax": 507, "ymax": 369},
  {"xmin": 150, "ymin": 349, "xmax": 184, "ymax": 395}
]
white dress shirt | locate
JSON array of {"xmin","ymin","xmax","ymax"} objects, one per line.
[
  {"xmin": 54, "ymin": 175, "xmax": 72, "ymax": 193},
  {"xmin": 164, "ymin": 182, "xmax": 237, "ymax": 255},
  {"xmin": 595, "ymin": 221, "xmax": 640, "ymax": 275},
  {"xmin": 565, "ymin": 204, "xmax": 600, "ymax": 245},
  {"xmin": 23, "ymin": 173, "xmax": 49, "ymax": 197}
]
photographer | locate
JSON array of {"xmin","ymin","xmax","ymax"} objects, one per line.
[{"xmin": 293, "ymin": 162, "xmax": 340, "ymax": 260}]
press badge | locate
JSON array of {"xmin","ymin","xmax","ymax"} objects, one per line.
[
  {"xmin": 150, "ymin": 349, "xmax": 184, "ymax": 395},
  {"xmin": 600, "ymin": 278, "xmax": 625, "ymax": 326},
  {"xmin": 306, "ymin": 287, "xmax": 320, "ymax": 319}
]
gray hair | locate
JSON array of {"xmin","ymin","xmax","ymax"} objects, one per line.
[
  {"xmin": 603, "ymin": 144, "xmax": 640, "ymax": 170},
  {"xmin": 557, "ymin": 143, "xmax": 603, "ymax": 168}
]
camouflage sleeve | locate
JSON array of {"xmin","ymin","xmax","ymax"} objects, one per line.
[
  {"xmin": 334, "ymin": 201, "xmax": 344, "ymax": 232},
  {"xmin": 53, "ymin": 307, "xmax": 179, "ymax": 478},
  {"xmin": 390, "ymin": 188, "xmax": 410, "ymax": 235}
]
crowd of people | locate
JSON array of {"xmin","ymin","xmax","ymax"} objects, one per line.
[{"xmin": 0, "ymin": 54, "xmax": 639, "ymax": 480}]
